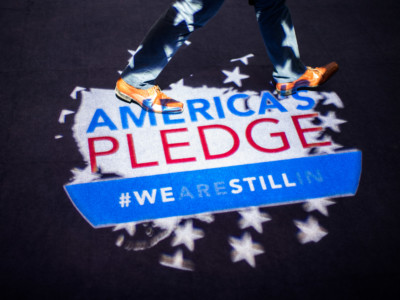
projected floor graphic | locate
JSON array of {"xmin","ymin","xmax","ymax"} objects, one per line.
[
  {"xmin": 4, "ymin": 1, "xmax": 400, "ymax": 297},
  {"xmin": 62, "ymin": 52, "xmax": 361, "ymax": 270}
]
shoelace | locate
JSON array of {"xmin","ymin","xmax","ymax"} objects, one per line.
[
  {"xmin": 151, "ymin": 85, "xmax": 162, "ymax": 93},
  {"xmin": 149, "ymin": 85, "xmax": 170, "ymax": 107}
]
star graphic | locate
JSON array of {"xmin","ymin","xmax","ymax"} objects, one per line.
[
  {"xmin": 172, "ymin": 2, "xmax": 202, "ymax": 32},
  {"xmin": 160, "ymin": 249, "xmax": 195, "ymax": 271},
  {"xmin": 163, "ymin": 44, "xmax": 175, "ymax": 61},
  {"xmin": 58, "ymin": 109, "xmax": 75, "ymax": 124},
  {"xmin": 70, "ymin": 167, "xmax": 101, "ymax": 184},
  {"xmin": 321, "ymin": 91, "xmax": 344, "ymax": 108},
  {"xmin": 318, "ymin": 111, "xmax": 347, "ymax": 132},
  {"xmin": 230, "ymin": 53, "xmax": 254, "ymax": 65},
  {"xmin": 294, "ymin": 216, "xmax": 328, "ymax": 244},
  {"xmin": 127, "ymin": 47, "xmax": 141, "ymax": 65},
  {"xmin": 171, "ymin": 220, "xmax": 204, "ymax": 251},
  {"xmin": 303, "ymin": 198, "xmax": 336, "ymax": 216},
  {"xmin": 312, "ymin": 137, "xmax": 343, "ymax": 155},
  {"xmin": 115, "ymin": 234, "xmax": 125, "ymax": 247},
  {"xmin": 70, "ymin": 86, "xmax": 86, "ymax": 100},
  {"xmin": 153, "ymin": 216, "xmax": 181, "ymax": 231},
  {"xmin": 113, "ymin": 222, "xmax": 136, "ymax": 237},
  {"xmin": 193, "ymin": 213, "xmax": 215, "ymax": 224},
  {"xmin": 118, "ymin": 48, "xmax": 141, "ymax": 74},
  {"xmin": 222, "ymin": 66, "xmax": 249, "ymax": 87},
  {"xmin": 238, "ymin": 207, "xmax": 271, "ymax": 233},
  {"xmin": 229, "ymin": 232, "xmax": 264, "ymax": 268},
  {"xmin": 127, "ymin": 49, "xmax": 137, "ymax": 56}
]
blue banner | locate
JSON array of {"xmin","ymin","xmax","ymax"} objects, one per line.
[{"xmin": 65, "ymin": 151, "xmax": 361, "ymax": 227}]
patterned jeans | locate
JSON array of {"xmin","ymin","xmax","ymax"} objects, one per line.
[{"xmin": 121, "ymin": 0, "xmax": 306, "ymax": 88}]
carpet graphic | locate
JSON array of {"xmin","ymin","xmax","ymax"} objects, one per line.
[
  {"xmin": 61, "ymin": 52, "xmax": 361, "ymax": 270},
  {"xmin": 1, "ymin": 0, "xmax": 399, "ymax": 298}
]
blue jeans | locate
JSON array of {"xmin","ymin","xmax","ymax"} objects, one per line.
[{"xmin": 121, "ymin": 0, "xmax": 306, "ymax": 88}]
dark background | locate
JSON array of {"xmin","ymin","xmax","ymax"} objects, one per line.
[{"xmin": 1, "ymin": 0, "xmax": 399, "ymax": 298}]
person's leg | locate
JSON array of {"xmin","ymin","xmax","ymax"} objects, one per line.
[
  {"xmin": 253, "ymin": 0, "xmax": 306, "ymax": 83},
  {"xmin": 121, "ymin": 0, "xmax": 225, "ymax": 89},
  {"xmin": 253, "ymin": 0, "xmax": 338, "ymax": 95}
]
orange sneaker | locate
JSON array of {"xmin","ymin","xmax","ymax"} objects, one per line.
[
  {"xmin": 115, "ymin": 78, "xmax": 184, "ymax": 114},
  {"xmin": 276, "ymin": 62, "xmax": 339, "ymax": 95}
]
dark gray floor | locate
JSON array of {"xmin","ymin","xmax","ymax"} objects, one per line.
[{"xmin": 1, "ymin": 0, "xmax": 399, "ymax": 298}]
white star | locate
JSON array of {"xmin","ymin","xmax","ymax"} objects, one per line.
[
  {"xmin": 312, "ymin": 136, "xmax": 343, "ymax": 154},
  {"xmin": 58, "ymin": 109, "xmax": 75, "ymax": 123},
  {"xmin": 321, "ymin": 91, "xmax": 344, "ymax": 108},
  {"xmin": 70, "ymin": 167, "xmax": 101, "ymax": 184},
  {"xmin": 153, "ymin": 216, "xmax": 181, "ymax": 231},
  {"xmin": 318, "ymin": 111, "xmax": 347, "ymax": 132},
  {"xmin": 238, "ymin": 207, "xmax": 271, "ymax": 233},
  {"xmin": 115, "ymin": 234, "xmax": 124, "ymax": 247},
  {"xmin": 303, "ymin": 198, "xmax": 336, "ymax": 216},
  {"xmin": 126, "ymin": 48, "xmax": 139, "ymax": 66},
  {"xmin": 229, "ymin": 232, "xmax": 264, "ymax": 268},
  {"xmin": 120, "ymin": 47, "xmax": 142, "ymax": 74},
  {"xmin": 160, "ymin": 249, "xmax": 194, "ymax": 271},
  {"xmin": 70, "ymin": 86, "xmax": 86, "ymax": 99},
  {"xmin": 113, "ymin": 222, "xmax": 136, "ymax": 236},
  {"xmin": 172, "ymin": 2, "xmax": 202, "ymax": 32},
  {"xmin": 312, "ymin": 146, "xmax": 333, "ymax": 155},
  {"xmin": 222, "ymin": 66, "xmax": 249, "ymax": 87},
  {"xmin": 192, "ymin": 213, "xmax": 215, "ymax": 224},
  {"xmin": 163, "ymin": 44, "xmax": 175, "ymax": 60},
  {"xmin": 171, "ymin": 220, "xmax": 204, "ymax": 251},
  {"xmin": 230, "ymin": 53, "xmax": 254, "ymax": 65},
  {"xmin": 294, "ymin": 216, "xmax": 328, "ymax": 244},
  {"xmin": 127, "ymin": 49, "xmax": 137, "ymax": 56}
]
